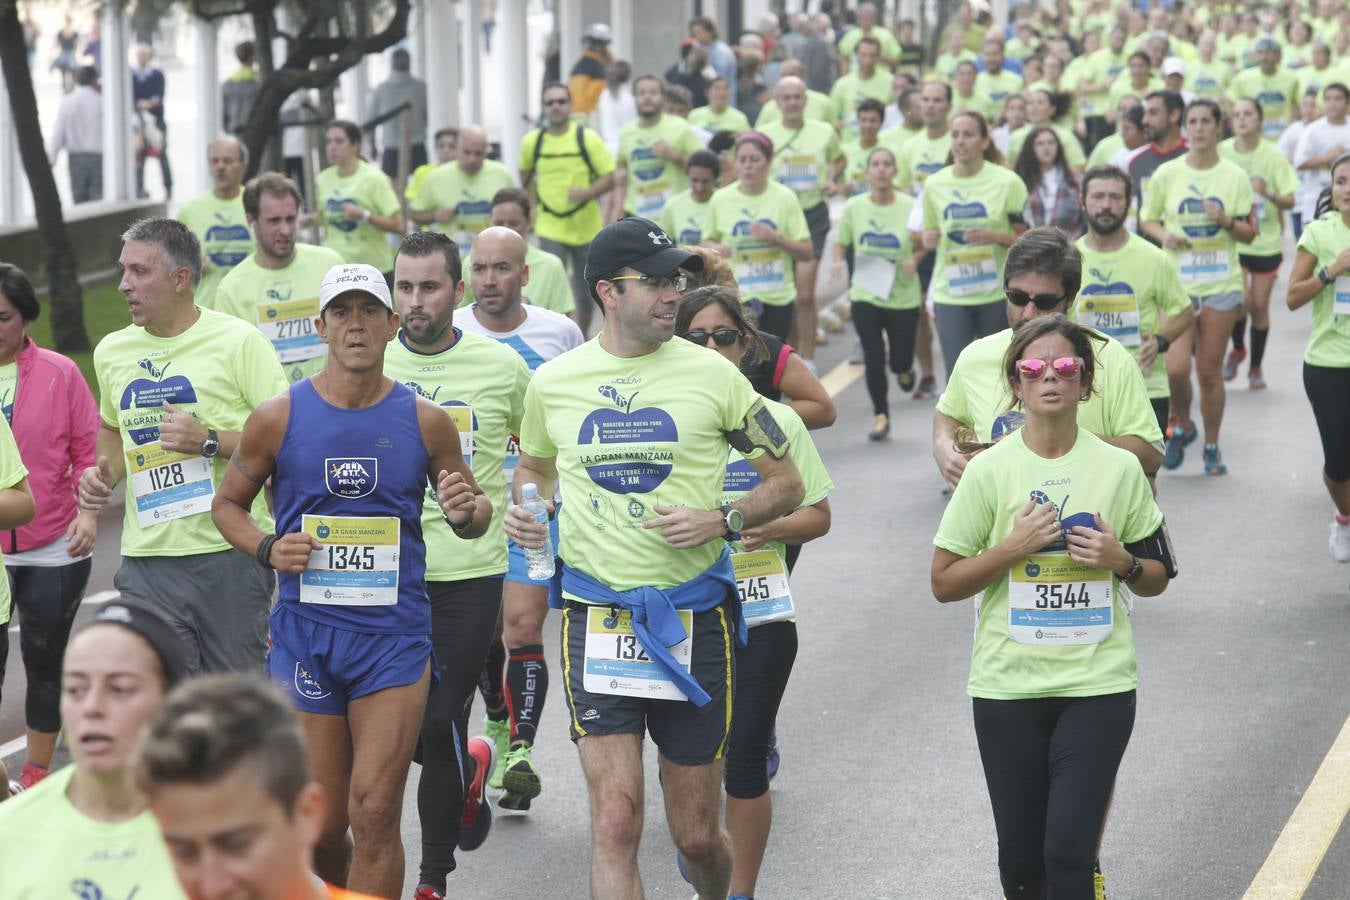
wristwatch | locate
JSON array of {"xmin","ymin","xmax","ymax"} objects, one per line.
[
  {"xmin": 1319, "ymin": 267, "xmax": 1333, "ymax": 286},
  {"xmin": 720, "ymin": 504, "xmax": 744, "ymax": 540},
  {"xmin": 201, "ymin": 428, "xmax": 220, "ymax": 459},
  {"xmin": 1153, "ymin": 334, "xmax": 1170, "ymax": 354},
  {"xmin": 1119, "ymin": 555, "xmax": 1144, "ymax": 586}
]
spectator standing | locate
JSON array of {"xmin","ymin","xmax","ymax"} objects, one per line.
[
  {"xmin": 666, "ymin": 42, "xmax": 711, "ymax": 110},
  {"xmin": 569, "ymin": 23, "xmax": 613, "ymax": 116},
  {"xmin": 692, "ymin": 16, "xmax": 738, "ymax": 106},
  {"xmin": 46, "ymin": 66, "xmax": 103, "ymax": 204},
  {"xmin": 370, "ymin": 48, "xmax": 430, "ymax": 183},
  {"xmin": 595, "ymin": 59, "xmax": 638, "ymax": 157},
  {"xmin": 220, "ymin": 40, "xmax": 260, "ymax": 136},
  {"xmin": 132, "ymin": 43, "xmax": 172, "ymax": 201}
]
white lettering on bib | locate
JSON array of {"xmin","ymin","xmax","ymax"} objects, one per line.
[
  {"xmin": 734, "ymin": 245, "xmax": 786, "ymax": 294},
  {"xmin": 732, "ymin": 550, "xmax": 794, "ymax": 626},
  {"xmin": 300, "ymin": 515, "xmax": 400, "ymax": 606},
  {"xmin": 583, "ymin": 606, "xmax": 693, "ymax": 701},
  {"xmin": 126, "ymin": 443, "xmax": 215, "ymax": 527},
  {"xmin": 1008, "ymin": 552, "xmax": 1114, "ymax": 645}
]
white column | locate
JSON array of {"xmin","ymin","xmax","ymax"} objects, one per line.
[
  {"xmin": 558, "ymin": 0, "xmax": 582, "ymax": 94},
  {"xmin": 102, "ymin": 5, "xmax": 133, "ymax": 202},
  {"xmin": 499, "ymin": 0, "xmax": 529, "ymax": 174},
  {"xmin": 196, "ymin": 18, "xmax": 221, "ymax": 182},
  {"xmin": 0, "ymin": 67, "xmax": 23, "ymax": 222},
  {"xmin": 463, "ymin": 0, "xmax": 483, "ymax": 124},
  {"xmin": 610, "ymin": 0, "xmax": 633, "ymax": 61},
  {"xmin": 424, "ymin": 0, "xmax": 460, "ymax": 131}
]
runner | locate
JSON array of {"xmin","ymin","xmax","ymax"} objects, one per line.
[
  {"xmin": 0, "ymin": 263, "xmax": 98, "ymax": 791},
  {"xmin": 917, "ymin": 110, "xmax": 1029, "ymax": 380},
  {"xmin": 829, "ymin": 36, "xmax": 893, "ymax": 141},
  {"xmin": 878, "ymin": 86, "xmax": 922, "ymax": 152},
  {"xmin": 455, "ymin": 228, "xmax": 584, "ymax": 813},
  {"xmin": 1140, "ymin": 99, "xmax": 1255, "ymax": 475},
  {"xmin": 660, "ymin": 150, "xmax": 720, "ymax": 247},
  {"xmin": 1006, "ymin": 89, "xmax": 1087, "ymax": 177},
  {"xmin": 832, "ymin": 146, "xmax": 922, "ymax": 440},
  {"xmin": 1073, "ymin": 166, "xmax": 1194, "ymax": 440},
  {"xmin": 1128, "ymin": 91, "xmax": 1188, "ymax": 244},
  {"xmin": 137, "ymin": 673, "xmax": 383, "ymax": 899},
  {"xmin": 0, "ymin": 603, "xmax": 187, "ymax": 897},
  {"xmin": 176, "ymin": 136, "xmax": 251, "ymax": 309},
  {"xmin": 702, "ymin": 131, "xmax": 812, "ymax": 343},
  {"xmin": 461, "ymin": 187, "xmax": 576, "ymax": 316},
  {"xmin": 383, "ymin": 231, "xmax": 530, "ymax": 896},
  {"xmin": 215, "ymin": 172, "xmax": 344, "ymax": 384},
  {"xmin": 1228, "ymin": 37, "xmax": 1300, "ymax": 142},
  {"xmin": 505, "ymin": 217, "xmax": 803, "ymax": 899},
  {"xmin": 753, "ymin": 60, "xmax": 834, "ymax": 129},
  {"xmin": 211, "ymin": 262, "xmax": 490, "ymax": 897},
  {"xmin": 79, "ymin": 217, "xmax": 286, "ymax": 674},
  {"xmin": 405, "ymin": 127, "xmax": 460, "ymax": 210},
  {"xmin": 520, "ymin": 82, "xmax": 617, "ymax": 333},
  {"xmin": 932, "ymin": 227, "xmax": 1163, "ymax": 488},
  {"xmin": 1292, "ymin": 83, "xmax": 1350, "ymax": 240},
  {"xmin": 932, "ymin": 313, "xmax": 1177, "ymax": 900},
  {"xmin": 1286, "ymin": 153, "xmax": 1350, "ymax": 563},
  {"xmin": 306, "ymin": 120, "xmax": 404, "ymax": 281},
  {"xmin": 839, "ymin": 98, "xmax": 888, "ymax": 196},
  {"xmin": 757, "ymin": 76, "xmax": 843, "ymax": 361},
  {"xmin": 409, "ymin": 125, "xmax": 515, "ymax": 257},
  {"xmin": 675, "ymin": 284, "xmax": 832, "ymax": 900},
  {"xmin": 614, "ymin": 75, "xmax": 701, "ymax": 223},
  {"xmin": 1219, "ymin": 98, "xmax": 1299, "ymax": 390},
  {"xmin": 690, "ymin": 77, "xmax": 752, "ymax": 135}
]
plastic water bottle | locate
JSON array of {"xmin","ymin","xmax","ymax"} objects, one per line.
[{"xmin": 519, "ymin": 483, "xmax": 555, "ymax": 580}]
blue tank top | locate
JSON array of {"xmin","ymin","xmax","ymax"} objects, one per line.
[{"xmin": 273, "ymin": 378, "xmax": 431, "ymax": 634}]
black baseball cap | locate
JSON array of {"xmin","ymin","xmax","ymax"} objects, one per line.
[{"xmin": 584, "ymin": 216, "xmax": 705, "ymax": 306}]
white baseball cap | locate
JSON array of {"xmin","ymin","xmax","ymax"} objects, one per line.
[
  {"xmin": 319, "ymin": 263, "xmax": 393, "ymax": 311},
  {"xmin": 1161, "ymin": 57, "xmax": 1186, "ymax": 77}
]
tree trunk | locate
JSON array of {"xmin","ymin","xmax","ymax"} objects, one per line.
[{"xmin": 0, "ymin": 1, "xmax": 91, "ymax": 352}]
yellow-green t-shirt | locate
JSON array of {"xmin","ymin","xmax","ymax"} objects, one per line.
[
  {"xmin": 933, "ymin": 428, "xmax": 1163, "ymax": 700},
  {"xmin": 1186, "ymin": 60, "xmax": 1233, "ymax": 99},
  {"xmin": 1229, "ymin": 67, "xmax": 1302, "ymax": 140},
  {"xmin": 754, "ymin": 91, "xmax": 835, "ymax": 129},
  {"xmin": 977, "ymin": 69, "xmax": 1025, "ymax": 109},
  {"xmin": 921, "ymin": 163, "xmax": 1029, "ymax": 308},
  {"xmin": 1073, "ymin": 234, "xmax": 1192, "ymax": 398},
  {"xmin": 461, "ymin": 243, "xmax": 577, "ymax": 315},
  {"xmin": 1296, "ymin": 215, "xmax": 1350, "ymax": 368},
  {"xmin": 0, "ymin": 765, "xmax": 187, "ymax": 900},
  {"xmin": 617, "ymin": 114, "xmax": 703, "ymax": 218},
  {"xmin": 1087, "ymin": 133, "xmax": 1125, "ymax": 170},
  {"xmin": 0, "ymin": 361, "xmax": 16, "ymax": 423},
  {"xmin": 933, "ymin": 51, "xmax": 977, "ymax": 81},
  {"xmin": 1139, "ymin": 156, "xmax": 1254, "ymax": 298},
  {"xmin": 1297, "ymin": 64, "xmax": 1337, "ymax": 103},
  {"xmin": 829, "ymin": 68, "xmax": 896, "ymax": 139},
  {"xmin": 95, "ymin": 307, "xmax": 288, "ymax": 556},
  {"xmin": 519, "ymin": 336, "xmax": 765, "ymax": 596},
  {"xmin": 214, "ymin": 243, "xmax": 345, "ymax": 384},
  {"xmin": 951, "ymin": 89, "xmax": 997, "ymax": 122},
  {"xmin": 836, "ymin": 192, "xmax": 921, "ymax": 309},
  {"xmin": 838, "ymin": 25, "xmax": 901, "ymax": 65},
  {"xmin": 896, "ymin": 130, "xmax": 953, "ymax": 191},
  {"xmin": 383, "ymin": 329, "xmax": 530, "ymax": 580},
  {"xmin": 935, "ymin": 326, "xmax": 1163, "ymax": 445},
  {"xmin": 1106, "ymin": 75, "xmax": 1164, "ymax": 111},
  {"xmin": 404, "ymin": 159, "xmax": 446, "ymax": 203},
  {"xmin": 411, "ymin": 158, "xmax": 516, "ymax": 255},
  {"xmin": 518, "ymin": 125, "xmax": 617, "ymax": 247},
  {"xmin": 879, "ymin": 124, "xmax": 923, "ymax": 155},
  {"xmin": 704, "ymin": 180, "xmax": 810, "ymax": 307},
  {"xmin": 0, "ymin": 413, "xmax": 25, "ymax": 621},
  {"xmin": 177, "ymin": 190, "xmax": 252, "ymax": 310},
  {"xmin": 839, "ymin": 139, "xmax": 891, "ymax": 195},
  {"xmin": 659, "ymin": 188, "xmax": 714, "ymax": 246},
  {"xmin": 758, "ymin": 119, "xmax": 842, "ymax": 211},
  {"xmin": 1218, "ymin": 137, "xmax": 1300, "ymax": 257},
  {"xmin": 314, "ymin": 160, "xmax": 401, "ymax": 271},
  {"xmin": 689, "ymin": 105, "xmax": 751, "ymax": 134}
]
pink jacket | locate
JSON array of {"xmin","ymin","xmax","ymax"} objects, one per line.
[{"xmin": 6, "ymin": 337, "xmax": 99, "ymax": 553}]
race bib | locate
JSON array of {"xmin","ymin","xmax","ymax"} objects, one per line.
[
  {"xmin": 635, "ymin": 180, "xmax": 670, "ymax": 218},
  {"xmin": 446, "ymin": 405, "xmax": 474, "ymax": 466},
  {"xmin": 944, "ymin": 244, "xmax": 998, "ymax": 296},
  {"xmin": 300, "ymin": 515, "xmax": 400, "ymax": 606},
  {"xmin": 1334, "ymin": 275, "xmax": 1350, "ymax": 318},
  {"xmin": 451, "ymin": 231, "xmax": 476, "ymax": 256},
  {"xmin": 734, "ymin": 246, "xmax": 786, "ymax": 293},
  {"xmin": 126, "ymin": 443, "xmax": 214, "ymax": 528},
  {"xmin": 1077, "ymin": 293, "xmax": 1140, "ymax": 346},
  {"xmin": 779, "ymin": 153, "xmax": 819, "ymax": 192},
  {"xmin": 582, "ymin": 606, "xmax": 693, "ymax": 701},
  {"xmin": 1178, "ymin": 236, "xmax": 1230, "ymax": 285},
  {"xmin": 256, "ymin": 298, "xmax": 323, "ymax": 363},
  {"xmin": 732, "ymin": 550, "xmax": 794, "ymax": 626},
  {"xmin": 503, "ymin": 435, "xmax": 520, "ymax": 478},
  {"xmin": 1007, "ymin": 552, "xmax": 1114, "ymax": 645},
  {"xmin": 853, "ymin": 253, "xmax": 898, "ymax": 300}
]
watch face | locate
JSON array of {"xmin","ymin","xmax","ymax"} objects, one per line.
[{"xmin": 727, "ymin": 508, "xmax": 744, "ymax": 531}]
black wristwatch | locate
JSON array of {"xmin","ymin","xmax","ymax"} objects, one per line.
[
  {"xmin": 1153, "ymin": 334, "xmax": 1170, "ymax": 354},
  {"xmin": 1119, "ymin": 555, "xmax": 1144, "ymax": 586},
  {"xmin": 720, "ymin": 504, "xmax": 744, "ymax": 540},
  {"xmin": 1319, "ymin": 267, "xmax": 1333, "ymax": 286},
  {"xmin": 201, "ymin": 428, "xmax": 220, "ymax": 459}
]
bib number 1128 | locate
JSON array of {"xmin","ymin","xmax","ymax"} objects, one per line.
[{"xmin": 147, "ymin": 463, "xmax": 186, "ymax": 492}]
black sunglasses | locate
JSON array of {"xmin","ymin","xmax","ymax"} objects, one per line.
[
  {"xmin": 682, "ymin": 328, "xmax": 742, "ymax": 347},
  {"xmin": 1005, "ymin": 288, "xmax": 1068, "ymax": 311}
]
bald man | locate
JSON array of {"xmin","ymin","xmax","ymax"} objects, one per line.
[
  {"xmin": 410, "ymin": 125, "xmax": 516, "ymax": 255},
  {"xmin": 177, "ymin": 136, "xmax": 252, "ymax": 309},
  {"xmin": 755, "ymin": 60, "xmax": 835, "ymax": 127}
]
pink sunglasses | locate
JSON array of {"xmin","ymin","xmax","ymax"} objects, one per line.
[{"xmin": 1017, "ymin": 356, "xmax": 1084, "ymax": 381}]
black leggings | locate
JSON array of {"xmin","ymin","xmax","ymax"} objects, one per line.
[
  {"xmin": 754, "ymin": 301, "xmax": 797, "ymax": 342},
  {"xmin": 418, "ymin": 577, "xmax": 504, "ymax": 881},
  {"xmin": 852, "ymin": 302, "xmax": 919, "ymax": 415},
  {"xmin": 1303, "ymin": 363, "xmax": 1350, "ymax": 482},
  {"xmin": 972, "ymin": 690, "xmax": 1136, "ymax": 900},
  {"xmin": 725, "ymin": 621, "xmax": 798, "ymax": 799},
  {"xmin": 0, "ymin": 560, "xmax": 92, "ymax": 733}
]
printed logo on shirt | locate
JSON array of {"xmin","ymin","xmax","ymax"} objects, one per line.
[
  {"xmin": 1028, "ymin": 489, "xmax": 1098, "ymax": 551},
  {"xmin": 204, "ymin": 215, "xmax": 251, "ymax": 266},
  {"xmin": 943, "ymin": 190, "xmax": 990, "ymax": 241},
  {"xmin": 577, "ymin": 385, "xmax": 678, "ymax": 494},
  {"xmin": 1177, "ymin": 184, "xmax": 1225, "ymax": 238},
  {"xmin": 295, "ymin": 663, "xmax": 332, "ymax": 700},
  {"xmin": 860, "ymin": 220, "xmax": 901, "ymax": 250},
  {"xmin": 325, "ymin": 196, "xmax": 361, "ymax": 232},
  {"xmin": 265, "ymin": 285, "xmax": 295, "ymax": 309},
  {"xmin": 120, "ymin": 357, "xmax": 200, "ymax": 445},
  {"xmin": 731, "ymin": 213, "xmax": 774, "ymax": 237},
  {"xmin": 991, "ymin": 410, "xmax": 1026, "ymax": 440},
  {"xmin": 722, "ymin": 457, "xmax": 760, "ymax": 494},
  {"xmin": 326, "ymin": 457, "xmax": 378, "ymax": 498}
]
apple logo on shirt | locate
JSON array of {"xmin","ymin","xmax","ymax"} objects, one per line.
[
  {"xmin": 205, "ymin": 213, "xmax": 250, "ymax": 266},
  {"xmin": 119, "ymin": 358, "xmax": 199, "ymax": 445},
  {"xmin": 578, "ymin": 385, "xmax": 678, "ymax": 494},
  {"xmin": 1178, "ymin": 186, "xmax": 1225, "ymax": 238},
  {"xmin": 326, "ymin": 197, "xmax": 360, "ymax": 232},
  {"xmin": 943, "ymin": 191, "xmax": 990, "ymax": 243}
]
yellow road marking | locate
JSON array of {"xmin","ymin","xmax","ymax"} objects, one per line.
[
  {"xmin": 1243, "ymin": 714, "xmax": 1350, "ymax": 899},
  {"xmin": 819, "ymin": 359, "xmax": 865, "ymax": 398}
]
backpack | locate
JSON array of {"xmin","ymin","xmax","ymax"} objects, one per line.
[{"xmin": 524, "ymin": 123, "xmax": 598, "ymax": 218}]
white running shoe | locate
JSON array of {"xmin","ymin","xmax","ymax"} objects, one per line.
[{"xmin": 1331, "ymin": 519, "xmax": 1350, "ymax": 563}]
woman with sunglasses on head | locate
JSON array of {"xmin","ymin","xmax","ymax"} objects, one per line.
[
  {"xmin": 674, "ymin": 284, "xmax": 833, "ymax": 900},
  {"xmin": 932, "ymin": 314, "xmax": 1177, "ymax": 900},
  {"xmin": 832, "ymin": 146, "xmax": 923, "ymax": 441}
]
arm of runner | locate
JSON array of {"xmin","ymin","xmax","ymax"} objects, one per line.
[
  {"xmin": 738, "ymin": 498, "xmax": 830, "ymax": 551},
  {"xmin": 158, "ymin": 400, "xmax": 241, "ymax": 458},
  {"xmin": 777, "ymin": 353, "xmax": 837, "ymax": 429},
  {"xmin": 1140, "ymin": 218, "xmax": 1187, "ymax": 249},
  {"xmin": 931, "ymin": 498, "xmax": 1061, "ymax": 603},
  {"xmin": 1289, "ymin": 246, "xmax": 1350, "ymax": 310},
  {"xmin": 78, "ymin": 425, "xmax": 127, "ymax": 511},
  {"xmin": 1065, "ymin": 513, "xmax": 1167, "ymax": 597},
  {"xmin": 504, "ymin": 451, "xmax": 558, "ymax": 550},
  {"xmin": 1204, "ymin": 200, "xmax": 1255, "ymax": 243},
  {"xmin": 0, "ymin": 477, "xmax": 35, "ymax": 531},
  {"xmin": 645, "ymin": 447, "xmax": 804, "ymax": 551},
  {"xmin": 932, "ymin": 411, "xmax": 969, "ymax": 488},
  {"xmin": 417, "ymin": 395, "xmax": 491, "ymax": 539}
]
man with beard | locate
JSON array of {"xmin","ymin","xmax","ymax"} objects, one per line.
[
  {"xmin": 1128, "ymin": 91, "xmax": 1188, "ymax": 244},
  {"xmin": 615, "ymin": 76, "xmax": 702, "ymax": 221},
  {"xmin": 1073, "ymin": 166, "xmax": 1194, "ymax": 441}
]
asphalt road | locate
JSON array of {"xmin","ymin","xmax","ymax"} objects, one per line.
[{"xmin": 6, "ymin": 250, "xmax": 1350, "ymax": 898}]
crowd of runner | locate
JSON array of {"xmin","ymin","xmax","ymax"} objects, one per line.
[{"xmin": 0, "ymin": 1, "xmax": 1348, "ymax": 898}]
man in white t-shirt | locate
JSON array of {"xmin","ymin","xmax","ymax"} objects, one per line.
[{"xmin": 1293, "ymin": 83, "xmax": 1350, "ymax": 228}]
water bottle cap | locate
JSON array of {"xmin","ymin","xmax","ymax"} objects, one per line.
[{"xmin": 521, "ymin": 483, "xmax": 539, "ymax": 499}]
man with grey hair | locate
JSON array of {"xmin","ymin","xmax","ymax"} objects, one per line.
[
  {"xmin": 176, "ymin": 136, "xmax": 251, "ymax": 309},
  {"xmin": 370, "ymin": 47, "xmax": 430, "ymax": 182},
  {"xmin": 77, "ymin": 217, "xmax": 288, "ymax": 675}
]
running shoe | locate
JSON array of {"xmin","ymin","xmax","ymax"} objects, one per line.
[
  {"xmin": 1094, "ymin": 862, "xmax": 1107, "ymax": 900},
  {"xmin": 912, "ymin": 375, "xmax": 937, "ymax": 400},
  {"xmin": 483, "ymin": 715, "xmax": 510, "ymax": 790},
  {"xmin": 18, "ymin": 762, "xmax": 48, "ymax": 790},
  {"xmin": 1163, "ymin": 422, "xmax": 1197, "ymax": 470},
  {"xmin": 869, "ymin": 414, "xmax": 890, "ymax": 442},
  {"xmin": 1248, "ymin": 367, "xmax": 1266, "ymax": 390},
  {"xmin": 413, "ymin": 886, "xmax": 445, "ymax": 900},
  {"xmin": 1330, "ymin": 518, "xmax": 1350, "ymax": 563},
  {"xmin": 457, "ymin": 736, "xmax": 496, "ymax": 851},
  {"xmin": 500, "ymin": 743, "xmax": 542, "ymax": 803},
  {"xmin": 1202, "ymin": 443, "xmax": 1227, "ymax": 476},
  {"xmin": 814, "ymin": 328, "xmax": 829, "ymax": 346},
  {"xmin": 897, "ymin": 370, "xmax": 917, "ymax": 393},
  {"xmin": 1222, "ymin": 346, "xmax": 1246, "ymax": 381},
  {"xmin": 848, "ymin": 339, "xmax": 864, "ymax": 365}
]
